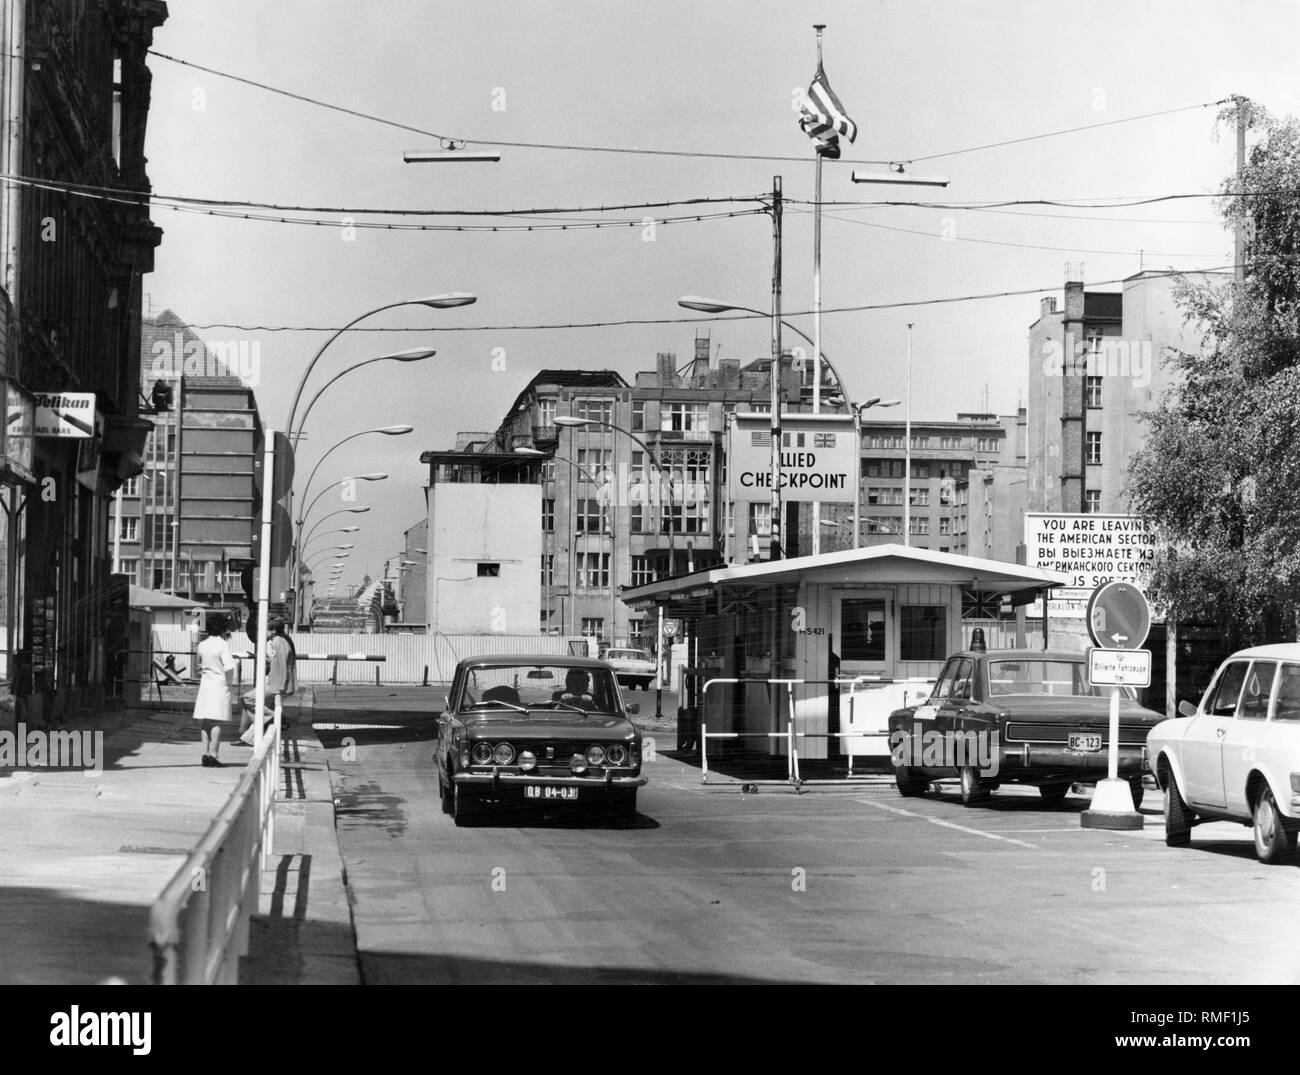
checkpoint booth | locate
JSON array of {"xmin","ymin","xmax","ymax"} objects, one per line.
[{"xmin": 621, "ymin": 544, "xmax": 1068, "ymax": 770}]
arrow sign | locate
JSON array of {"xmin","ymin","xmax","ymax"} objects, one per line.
[{"xmin": 1086, "ymin": 581, "xmax": 1151, "ymax": 651}]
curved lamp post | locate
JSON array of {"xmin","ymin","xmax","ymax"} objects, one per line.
[
  {"xmin": 283, "ymin": 293, "xmax": 476, "ymax": 441},
  {"xmin": 295, "ymin": 473, "xmax": 386, "ymax": 622},
  {"xmin": 303, "ymin": 506, "xmax": 370, "ymax": 550}
]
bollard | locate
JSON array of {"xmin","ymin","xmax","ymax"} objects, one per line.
[
  {"xmin": 423, "ymin": 665, "xmax": 429, "ymax": 687},
  {"xmin": 375, "ymin": 665, "xmax": 380, "ymax": 687}
]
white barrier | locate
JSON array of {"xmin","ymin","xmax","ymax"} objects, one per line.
[
  {"xmin": 699, "ymin": 677, "xmax": 896, "ymax": 785},
  {"xmin": 149, "ymin": 725, "xmax": 279, "ymax": 984}
]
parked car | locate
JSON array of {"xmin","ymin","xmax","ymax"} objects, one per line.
[
  {"xmin": 435, "ymin": 654, "xmax": 648, "ymax": 826},
  {"xmin": 1149, "ymin": 644, "xmax": 1300, "ymax": 863},
  {"xmin": 887, "ymin": 646, "xmax": 1164, "ymax": 807},
  {"xmin": 601, "ymin": 646, "xmax": 657, "ymax": 690}
]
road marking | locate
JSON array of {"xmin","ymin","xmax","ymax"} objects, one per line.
[{"xmin": 855, "ymin": 798, "xmax": 1040, "ymax": 850}]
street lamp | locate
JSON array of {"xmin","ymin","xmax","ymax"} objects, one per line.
[
  {"xmin": 283, "ymin": 293, "xmax": 476, "ymax": 441},
  {"xmin": 302, "ymin": 526, "xmax": 361, "ymax": 557},
  {"xmin": 302, "ymin": 506, "xmax": 370, "ymax": 550},
  {"xmin": 298, "ymin": 475, "xmax": 387, "ymax": 536}
]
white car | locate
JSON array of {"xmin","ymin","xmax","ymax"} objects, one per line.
[
  {"xmin": 602, "ymin": 647, "xmax": 657, "ymax": 691},
  {"xmin": 1149, "ymin": 644, "xmax": 1300, "ymax": 863}
]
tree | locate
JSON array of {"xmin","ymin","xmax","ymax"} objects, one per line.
[{"xmin": 1128, "ymin": 103, "xmax": 1300, "ymax": 645}]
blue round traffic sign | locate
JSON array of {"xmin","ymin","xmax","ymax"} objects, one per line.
[{"xmin": 1086, "ymin": 581, "xmax": 1151, "ymax": 650}]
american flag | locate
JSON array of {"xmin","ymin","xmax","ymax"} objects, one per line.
[
  {"xmin": 799, "ymin": 63, "xmax": 858, "ymax": 159},
  {"xmin": 751, "ymin": 431, "xmax": 771, "ymax": 447}
]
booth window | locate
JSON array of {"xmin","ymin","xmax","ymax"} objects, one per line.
[
  {"xmin": 840, "ymin": 599, "xmax": 886, "ymax": 662},
  {"xmin": 900, "ymin": 605, "xmax": 947, "ymax": 662}
]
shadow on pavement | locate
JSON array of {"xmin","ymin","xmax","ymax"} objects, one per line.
[{"xmin": 358, "ymin": 950, "xmax": 796, "ymax": 985}]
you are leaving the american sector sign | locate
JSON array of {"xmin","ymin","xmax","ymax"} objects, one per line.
[
  {"xmin": 1023, "ymin": 513, "xmax": 1157, "ymax": 619},
  {"xmin": 727, "ymin": 413, "xmax": 856, "ymax": 504}
]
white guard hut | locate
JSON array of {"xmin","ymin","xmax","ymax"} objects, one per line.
[{"xmin": 621, "ymin": 544, "xmax": 1068, "ymax": 764}]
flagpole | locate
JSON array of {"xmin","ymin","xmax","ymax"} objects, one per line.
[
  {"xmin": 769, "ymin": 174, "xmax": 783, "ymax": 563},
  {"xmin": 811, "ymin": 23, "xmax": 825, "ymax": 556}
]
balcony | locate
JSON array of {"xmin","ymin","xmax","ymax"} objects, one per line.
[{"xmin": 532, "ymin": 424, "xmax": 558, "ymax": 446}]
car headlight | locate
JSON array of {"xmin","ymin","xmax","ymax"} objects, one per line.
[
  {"xmin": 518, "ymin": 750, "xmax": 537, "ymax": 772},
  {"xmin": 493, "ymin": 742, "xmax": 516, "ymax": 766},
  {"xmin": 570, "ymin": 753, "xmax": 588, "ymax": 774},
  {"xmin": 1291, "ymin": 773, "xmax": 1300, "ymax": 793},
  {"xmin": 471, "ymin": 741, "xmax": 494, "ymax": 765},
  {"xmin": 606, "ymin": 744, "xmax": 628, "ymax": 766},
  {"xmin": 586, "ymin": 745, "xmax": 606, "ymax": 766}
]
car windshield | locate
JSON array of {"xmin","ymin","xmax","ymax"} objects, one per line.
[
  {"xmin": 457, "ymin": 664, "xmax": 621, "ymax": 712},
  {"xmin": 607, "ymin": 650, "xmax": 648, "ymax": 660},
  {"xmin": 988, "ymin": 659, "xmax": 1124, "ymax": 698}
]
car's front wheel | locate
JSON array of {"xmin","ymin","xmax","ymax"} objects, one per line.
[
  {"xmin": 1252, "ymin": 786, "xmax": 1296, "ymax": 864},
  {"xmin": 438, "ymin": 762, "xmax": 452, "ymax": 815},
  {"xmin": 1163, "ymin": 770, "xmax": 1193, "ymax": 847},
  {"xmin": 959, "ymin": 765, "xmax": 989, "ymax": 807},
  {"xmin": 894, "ymin": 764, "xmax": 928, "ymax": 798}
]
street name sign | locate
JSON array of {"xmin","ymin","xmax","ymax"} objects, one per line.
[{"xmin": 1087, "ymin": 647, "xmax": 1152, "ymax": 689}]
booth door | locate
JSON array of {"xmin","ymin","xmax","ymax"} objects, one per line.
[{"xmin": 834, "ymin": 593, "xmax": 895, "ymax": 757}]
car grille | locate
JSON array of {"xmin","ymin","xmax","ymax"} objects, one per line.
[{"xmin": 1003, "ymin": 722, "xmax": 1150, "ymax": 747}]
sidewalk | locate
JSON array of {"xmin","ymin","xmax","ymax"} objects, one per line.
[{"xmin": 0, "ymin": 688, "xmax": 357, "ymax": 985}]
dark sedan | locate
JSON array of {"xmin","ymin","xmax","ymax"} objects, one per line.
[
  {"xmin": 435, "ymin": 654, "xmax": 648, "ymax": 826},
  {"xmin": 887, "ymin": 645, "xmax": 1165, "ymax": 807}
]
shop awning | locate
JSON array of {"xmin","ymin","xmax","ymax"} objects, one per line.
[{"xmin": 620, "ymin": 544, "xmax": 1070, "ymax": 614}]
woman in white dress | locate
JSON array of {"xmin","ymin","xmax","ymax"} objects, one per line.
[{"xmin": 192, "ymin": 614, "xmax": 237, "ymax": 767}]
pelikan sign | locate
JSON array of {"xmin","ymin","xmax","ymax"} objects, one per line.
[
  {"xmin": 727, "ymin": 413, "xmax": 856, "ymax": 504},
  {"xmin": 33, "ymin": 392, "xmax": 96, "ymax": 438}
]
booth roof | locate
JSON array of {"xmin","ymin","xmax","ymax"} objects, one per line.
[
  {"xmin": 129, "ymin": 585, "xmax": 204, "ymax": 611},
  {"xmin": 620, "ymin": 543, "xmax": 1071, "ymax": 609}
]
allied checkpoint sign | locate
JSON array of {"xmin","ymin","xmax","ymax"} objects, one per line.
[
  {"xmin": 1023, "ymin": 513, "xmax": 1159, "ymax": 619},
  {"xmin": 727, "ymin": 413, "xmax": 857, "ymax": 504}
]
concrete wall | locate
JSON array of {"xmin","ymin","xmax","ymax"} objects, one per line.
[{"xmin": 428, "ymin": 484, "xmax": 541, "ymax": 634}]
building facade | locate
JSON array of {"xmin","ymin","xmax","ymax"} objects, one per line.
[
  {"xmin": 0, "ymin": 0, "xmax": 168, "ymax": 708},
  {"xmin": 1026, "ymin": 268, "xmax": 1230, "ymax": 515},
  {"xmin": 114, "ymin": 311, "xmax": 261, "ymax": 623}
]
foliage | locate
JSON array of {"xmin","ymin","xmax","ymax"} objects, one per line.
[{"xmin": 1129, "ymin": 103, "xmax": 1300, "ymax": 644}]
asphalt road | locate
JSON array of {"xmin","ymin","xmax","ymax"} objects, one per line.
[{"xmin": 313, "ymin": 687, "xmax": 1300, "ymax": 985}]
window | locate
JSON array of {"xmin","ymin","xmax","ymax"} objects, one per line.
[
  {"xmin": 1206, "ymin": 661, "xmax": 1249, "ymax": 717},
  {"xmin": 1274, "ymin": 665, "xmax": 1300, "ymax": 721},
  {"xmin": 575, "ymin": 498, "xmax": 605, "ymax": 533},
  {"xmin": 631, "ymin": 555, "xmax": 654, "ymax": 586},
  {"xmin": 976, "ymin": 437, "xmax": 998, "ymax": 454},
  {"xmin": 908, "ymin": 517, "xmax": 930, "ymax": 536},
  {"xmin": 909, "ymin": 487, "xmax": 929, "ymax": 507},
  {"xmin": 900, "ymin": 606, "xmax": 947, "ymax": 662},
  {"xmin": 542, "ymin": 460, "xmax": 556, "ymax": 484},
  {"xmin": 840, "ymin": 599, "xmax": 886, "ymax": 662},
  {"xmin": 575, "ymin": 448, "xmax": 612, "ymax": 479},
  {"xmin": 661, "ymin": 402, "xmax": 708, "ymax": 432},
  {"xmin": 166, "ymin": 429, "xmax": 176, "ymax": 457},
  {"xmin": 631, "ymin": 503, "xmax": 645, "ymax": 533},
  {"xmin": 541, "ymin": 554, "xmax": 553, "ymax": 588},
  {"xmin": 542, "ymin": 499, "xmax": 555, "ymax": 532},
  {"xmin": 118, "ymin": 558, "xmax": 138, "ymax": 580},
  {"xmin": 866, "ymin": 486, "xmax": 903, "ymax": 506},
  {"xmin": 118, "ymin": 516, "xmax": 138, "ymax": 542},
  {"xmin": 658, "ymin": 447, "xmax": 710, "ymax": 534},
  {"xmin": 910, "ymin": 462, "xmax": 930, "ymax": 479},
  {"xmin": 939, "ymin": 436, "xmax": 962, "ymax": 450},
  {"xmin": 580, "ymin": 617, "xmax": 605, "ymax": 641},
  {"xmin": 537, "ymin": 398, "xmax": 556, "ymax": 427},
  {"xmin": 748, "ymin": 502, "xmax": 772, "ymax": 538},
  {"xmin": 151, "ymin": 469, "xmax": 169, "ymax": 500},
  {"xmin": 574, "ymin": 398, "xmax": 613, "ymax": 424},
  {"xmin": 1085, "ymin": 376, "xmax": 1103, "ymax": 408},
  {"xmin": 910, "ymin": 436, "xmax": 930, "ymax": 449},
  {"xmin": 866, "ymin": 516, "xmax": 900, "ymax": 535},
  {"xmin": 939, "ymin": 517, "xmax": 952, "ymax": 535},
  {"xmin": 476, "ymin": 562, "xmax": 500, "ymax": 578},
  {"xmin": 121, "ymin": 476, "xmax": 139, "ymax": 497},
  {"xmin": 1086, "ymin": 431, "xmax": 1103, "ymax": 465},
  {"xmin": 629, "ymin": 620, "xmax": 646, "ymax": 648},
  {"xmin": 866, "ymin": 434, "xmax": 904, "ymax": 449},
  {"xmin": 576, "ymin": 552, "xmax": 610, "ymax": 589},
  {"xmin": 1084, "ymin": 489, "xmax": 1101, "ymax": 513},
  {"xmin": 631, "ymin": 400, "xmax": 645, "ymax": 432},
  {"xmin": 1239, "ymin": 662, "xmax": 1277, "ymax": 720}
]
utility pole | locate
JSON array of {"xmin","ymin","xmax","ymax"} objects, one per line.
[
  {"xmin": 769, "ymin": 175, "xmax": 784, "ymax": 562},
  {"xmin": 810, "ymin": 24, "xmax": 826, "ymax": 556},
  {"xmin": 903, "ymin": 324, "xmax": 913, "ymax": 546}
]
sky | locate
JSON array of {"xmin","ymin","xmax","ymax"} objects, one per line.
[{"xmin": 141, "ymin": 0, "xmax": 1300, "ymax": 591}]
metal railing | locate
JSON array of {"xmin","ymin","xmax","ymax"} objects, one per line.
[
  {"xmin": 148, "ymin": 725, "xmax": 280, "ymax": 984},
  {"xmin": 699, "ymin": 676, "xmax": 895, "ymax": 785}
]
